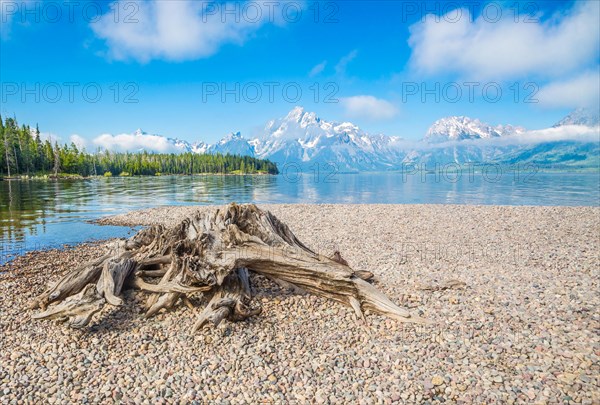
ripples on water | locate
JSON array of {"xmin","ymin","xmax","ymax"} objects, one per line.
[{"xmin": 1, "ymin": 173, "xmax": 598, "ymax": 263}]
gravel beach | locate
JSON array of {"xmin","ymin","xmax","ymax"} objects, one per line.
[{"xmin": 1, "ymin": 204, "xmax": 599, "ymax": 404}]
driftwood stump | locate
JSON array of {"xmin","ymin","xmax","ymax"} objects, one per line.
[{"xmin": 31, "ymin": 203, "xmax": 426, "ymax": 331}]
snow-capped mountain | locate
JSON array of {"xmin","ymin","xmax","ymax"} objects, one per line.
[
  {"xmin": 137, "ymin": 129, "xmax": 205, "ymax": 154},
  {"xmin": 161, "ymin": 106, "xmax": 404, "ymax": 171},
  {"xmin": 116, "ymin": 107, "xmax": 598, "ymax": 170},
  {"xmin": 553, "ymin": 108, "xmax": 600, "ymax": 128},
  {"xmin": 424, "ymin": 116, "xmax": 525, "ymax": 142},
  {"xmin": 249, "ymin": 106, "xmax": 404, "ymax": 171},
  {"xmin": 190, "ymin": 142, "xmax": 209, "ymax": 154},
  {"xmin": 413, "ymin": 112, "xmax": 598, "ymax": 167},
  {"xmin": 207, "ymin": 132, "xmax": 255, "ymax": 156}
]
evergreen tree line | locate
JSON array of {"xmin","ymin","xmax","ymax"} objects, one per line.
[{"xmin": 0, "ymin": 116, "xmax": 279, "ymax": 177}]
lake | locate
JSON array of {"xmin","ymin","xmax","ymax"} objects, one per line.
[{"xmin": 1, "ymin": 172, "xmax": 598, "ymax": 263}]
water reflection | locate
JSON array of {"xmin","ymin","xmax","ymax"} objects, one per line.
[{"xmin": 0, "ymin": 173, "xmax": 598, "ymax": 263}]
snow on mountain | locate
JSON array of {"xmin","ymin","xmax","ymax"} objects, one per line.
[
  {"xmin": 246, "ymin": 106, "xmax": 405, "ymax": 171},
  {"xmin": 424, "ymin": 116, "xmax": 525, "ymax": 142},
  {"xmin": 190, "ymin": 141, "xmax": 209, "ymax": 154},
  {"xmin": 414, "ymin": 111, "xmax": 597, "ymax": 166},
  {"xmin": 207, "ymin": 132, "xmax": 255, "ymax": 156},
  {"xmin": 167, "ymin": 106, "xmax": 404, "ymax": 171},
  {"xmin": 553, "ymin": 107, "xmax": 600, "ymax": 128},
  {"xmin": 166, "ymin": 137, "xmax": 193, "ymax": 152},
  {"xmin": 111, "ymin": 107, "xmax": 598, "ymax": 170}
]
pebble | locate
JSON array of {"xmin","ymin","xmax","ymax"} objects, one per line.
[
  {"xmin": 432, "ymin": 376, "xmax": 444, "ymax": 386},
  {"xmin": 1, "ymin": 204, "xmax": 598, "ymax": 404}
]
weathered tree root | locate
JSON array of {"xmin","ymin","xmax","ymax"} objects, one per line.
[{"xmin": 31, "ymin": 203, "xmax": 428, "ymax": 332}]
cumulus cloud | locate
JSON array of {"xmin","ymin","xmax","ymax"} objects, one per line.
[
  {"xmin": 309, "ymin": 61, "xmax": 327, "ymax": 77},
  {"xmin": 537, "ymin": 71, "xmax": 600, "ymax": 109},
  {"xmin": 91, "ymin": 0, "xmax": 294, "ymax": 63},
  {"xmin": 408, "ymin": 1, "xmax": 600, "ymax": 80},
  {"xmin": 340, "ymin": 95, "xmax": 398, "ymax": 120},
  {"xmin": 92, "ymin": 132, "xmax": 180, "ymax": 153}
]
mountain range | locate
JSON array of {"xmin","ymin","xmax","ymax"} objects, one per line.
[{"xmin": 114, "ymin": 107, "xmax": 599, "ymax": 172}]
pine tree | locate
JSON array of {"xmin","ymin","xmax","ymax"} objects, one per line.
[
  {"xmin": 19, "ymin": 124, "xmax": 31, "ymax": 176},
  {"xmin": 1, "ymin": 114, "xmax": 281, "ymax": 177},
  {"xmin": 34, "ymin": 127, "xmax": 43, "ymax": 172},
  {"xmin": 0, "ymin": 116, "xmax": 9, "ymax": 177},
  {"xmin": 2, "ymin": 118, "xmax": 15, "ymax": 177}
]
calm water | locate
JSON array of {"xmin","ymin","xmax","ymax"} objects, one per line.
[{"xmin": 1, "ymin": 172, "xmax": 598, "ymax": 263}]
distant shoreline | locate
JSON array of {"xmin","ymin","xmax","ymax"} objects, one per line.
[
  {"xmin": 0, "ymin": 172, "xmax": 276, "ymax": 181},
  {"xmin": 1, "ymin": 167, "xmax": 598, "ymax": 181}
]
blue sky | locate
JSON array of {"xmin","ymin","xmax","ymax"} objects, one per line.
[{"xmin": 0, "ymin": 0, "xmax": 598, "ymax": 146}]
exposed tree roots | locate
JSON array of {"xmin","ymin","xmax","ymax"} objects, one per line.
[{"xmin": 31, "ymin": 203, "xmax": 428, "ymax": 332}]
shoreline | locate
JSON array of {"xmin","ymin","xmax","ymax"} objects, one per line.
[
  {"xmin": 2, "ymin": 168, "xmax": 599, "ymax": 182},
  {"xmin": 96, "ymin": 203, "xmax": 600, "ymax": 227},
  {"xmin": 1, "ymin": 204, "xmax": 599, "ymax": 403},
  {"xmin": 0, "ymin": 172, "xmax": 276, "ymax": 181}
]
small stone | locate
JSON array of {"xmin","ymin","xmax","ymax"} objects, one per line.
[
  {"xmin": 432, "ymin": 376, "xmax": 444, "ymax": 386},
  {"xmin": 558, "ymin": 373, "xmax": 576, "ymax": 384}
]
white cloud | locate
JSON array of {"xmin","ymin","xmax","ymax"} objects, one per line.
[
  {"xmin": 69, "ymin": 134, "xmax": 88, "ymax": 150},
  {"xmin": 39, "ymin": 132, "xmax": 60, "ymax": 143},
  {"xmin": 309, "ymin": 61, "xmax": 327, "ymax": 77},
  {"xmin": 514, "ymin": 125, "xmax": 599, "ymax": 144},
  {"xmin": 92, "ymin": 132, "xmax": 180, "ymax": 153},
  {"xmin": 537, "ymin": 71, "xmax": 600, "ymax": 109},
  {"xmin": 423, "ymin": 126, "xmax": 599, "ymax": 149},
  {"xmin": 335, "ymin": 49, "xmax": 358, "ymax": 75},
  {"xmin": 408, "ymin": 1, "xmax": 600, "ymax": 80},
  {"xmin": 340, "ymin": 95, "xmax": 398, "ymax": 120},
  {"xmin": 91, "ymin": 0, "xmax": 293, "ymax": 63}
]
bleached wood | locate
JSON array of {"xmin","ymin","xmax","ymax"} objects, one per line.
[{"xmin": 32, "ymin": 203, "xmax": 427, "ymax": 331}]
